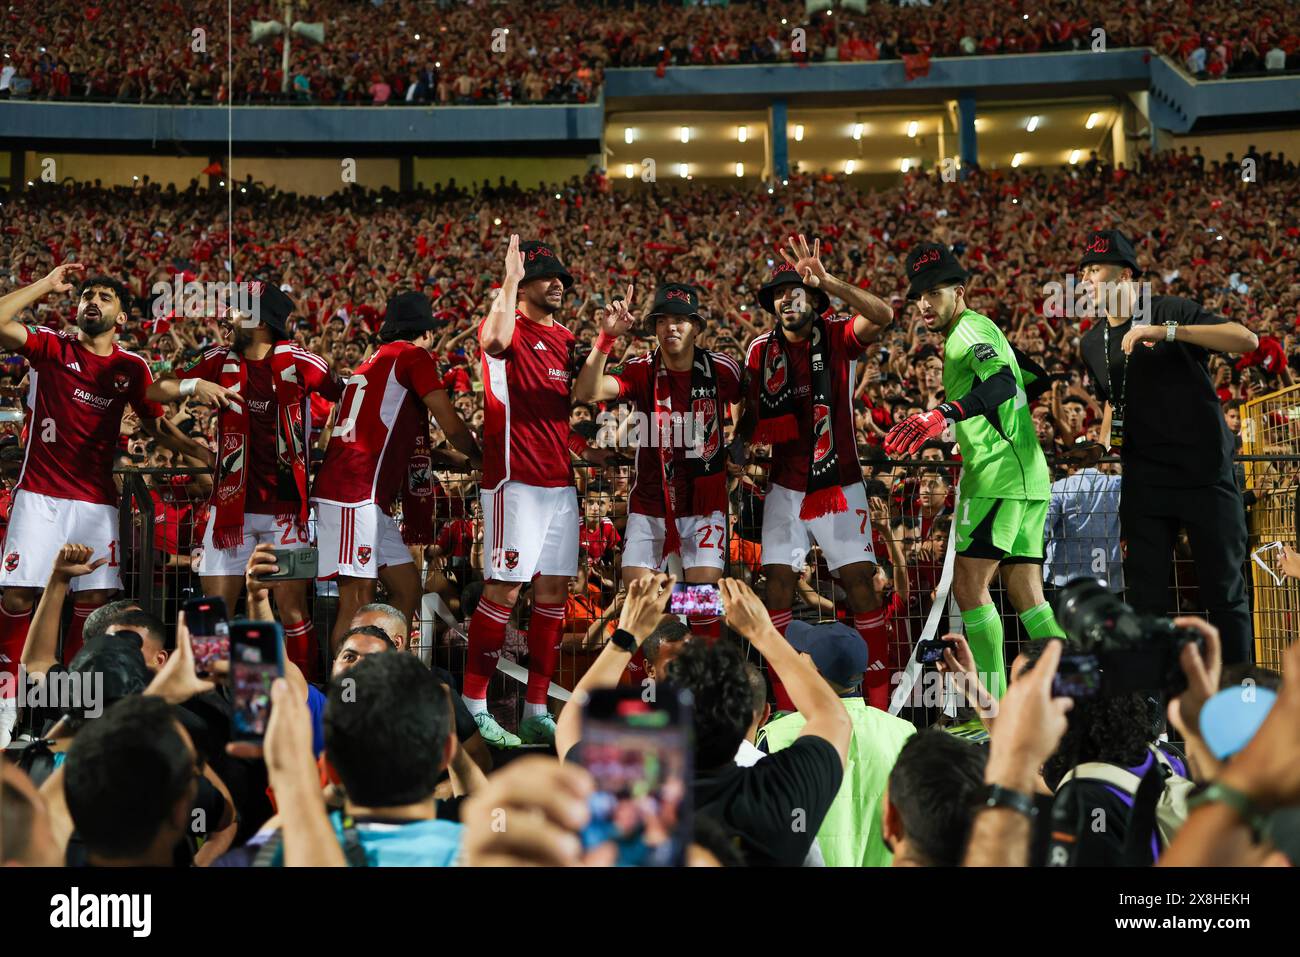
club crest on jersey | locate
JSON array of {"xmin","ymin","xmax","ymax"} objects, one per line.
[
  {"xmin": 111, "ymin": 372, "xmax": 131, "ymax": 394},
  {"xmin": 504, "ymin": 549, "xmax": 519, "ymax": 570},
  {"xmin": 217, "ymin": 434, "xmax": 246, "ymax": 502},
  {"xmin": 692, "ymin": 397, "xmax": 720, "ymax": 461},
  {"xmin": 812, "ymin": 403, "xmax": 833, "ymax": 463},
  {"xmin": 4, "ymin": 552, "xmax": 18, "ymax": 572},
  {"xmin": 357, "ymin": 546, "xmax": 372, "ymax": 566},
  {"xmin": 763, "ymin": 346, "xmax": 788, "ymax": 395}
]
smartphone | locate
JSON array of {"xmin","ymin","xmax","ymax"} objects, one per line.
[
  {"xmin": 578, "ymin": 686, "xmax": 693, "ymax": 867},
  {"xmin": 0, "ymin": 409, "xmax": 23, "ymax": 423},
  {"xmin": 668, "ymin": 583, "xmax": 722, "ymax": 618},
  {"xmin": 184, "ymin": 595, "xmax": 229, "ymax": 676},
  {"xmin": 915, "ymin": 638, "xmax": 957, "ymax": 665},
  {"xmin": 262, "ymin": 546, "xmax": 319, "ymax": 581},
  {"xmin": 1052, "ymin": 654, "xmax": 1102, "ymax": 699},
  {"xmin": 229, "ymin": 620, "xmax": 284, "ymax": 742}
]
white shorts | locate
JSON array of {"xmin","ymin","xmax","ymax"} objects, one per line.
[
  {"xmin": 762, "ymin": 482, "xmax": 877, "ymax": 573},
  {"xmin": 0, "ymin": 490, "xmax": 121, "ymax": 591},
  {"xmin": 313, "ymin": 501, "xmax": 413, "ymax": 580},
  {"xmin": 482, "ymin": 482, "xmax": 578, "ymax": 582},
  {"xmin": 622, "ymin": 510, "xmax": 727, "ymax": 573},
  {"xmin": 194, "ymin": 512, "xmax": 310, "ymax": 577}
]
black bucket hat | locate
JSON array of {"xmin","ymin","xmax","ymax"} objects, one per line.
[
  {"xmin": 1079, "ymin": 229, "xmax": 1142, "ymax": 277},
  {"xmin": 518, "ymin": 240, "xmax": 574, "ymax": 289},
  {"xmin": 904, "ymin": 243, "xmax": 970, "ymax": 301},
  {"xmin": 643, "ymin": 282, "xmax": 705, "ymax": 333},
  {"xmin": 757, "ymin": 261, "xmax": 830, "ymax": 316},
  {"xmin": 381, "ymin": 291, "xmax": 437, "ymax": 338}
]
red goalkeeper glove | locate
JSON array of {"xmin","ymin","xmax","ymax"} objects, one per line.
[{"xmin": 883, "ymin": 403, "xmax": 960, "ymax": 458}]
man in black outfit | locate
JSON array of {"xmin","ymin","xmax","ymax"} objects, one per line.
[{"xmin": 1077, "ymin": 229, "xmax": 1258, "ymax": 662}]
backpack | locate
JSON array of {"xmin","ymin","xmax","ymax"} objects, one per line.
[{"xmin": 1057, "ymin": 745, "xmax": 1193, "ymax": 855}]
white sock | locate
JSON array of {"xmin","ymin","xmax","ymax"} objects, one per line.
[
  {"xmin": 523, "ymin": 702, "xmax": 548, "ymax": 719},
  {"xmin": 462, "ymin": 695, "xmax": 488, "ymax": 716}
]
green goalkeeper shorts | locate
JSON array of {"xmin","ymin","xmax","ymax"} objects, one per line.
[{"xmin": 954, "ymin": 497, "xmax": 1048, "ymax": 563}]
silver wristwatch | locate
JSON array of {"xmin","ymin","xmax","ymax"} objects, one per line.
[{"xmin": 1165, "ymin": 322, "xmax": 1178, "ymax": 342}]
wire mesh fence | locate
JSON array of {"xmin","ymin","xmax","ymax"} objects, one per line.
[{"xmin": 110, "ymin": 441, "xmax": 1286, "ymax": 733}]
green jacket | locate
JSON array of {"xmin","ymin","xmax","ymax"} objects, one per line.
[{"xmin": 758, "ymin": 698, "xmax": 915, "ymax": 867}]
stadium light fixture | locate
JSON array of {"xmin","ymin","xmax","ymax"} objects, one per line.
[
  {"xmin": 736, "ymin": 163, "xmax": 745, "ymax": 177},
  {"xmin": 1026, "ymin": 115, "xmax": 1040, "ymax": 132},
  {"xmin": 852, "ymin": 123, "xmax": 864, "ymax": 140},
  {"xmin": 738, "ymin": 126, "xmax": 748, "ymax": 143},
  {"xmin": 624, "ymin": 164, "xmax": 634, "ymax": 179},
  {"xmin": 794, "ymin": 124, "xmax": 805, "ymax": 142},
  {"xmin": 555, "ymin": 193, "xmax": 561, "ymax": 200},
  {"xmin": 435, "ymin": 61, "xmax": 441, "ymax": 68},
  {"xmin": 845, "ymin": 160, "xmax": 855, "ymax": 174},
  {"xmin": 1011, "ymin": 153, "xmax": 1023, "ymax": 168},
  {"xmin": 1069, "ymin": 150, "xmax": 1080, "ymax": 165},
  {"xmin": 1086, "ymin": 112, "xmax": 1100, "ymax": 130},
  {"xmin": 907, "ymin": 121, "xmax": 918, "ymax": 138},
  {"xmin": 624, "ymin": 128, "xmax": 634, "ymax": 144},
  {"xmin": 679, "ymin": 163, "xmax": 689, "ymax": 178},
  {"xmin": 414, "ymin": 33, "xmax": 420, "ymax": 40},
  {"xmin": 900, "ymin": 159, "xmax": 910, "ymax": 173},
  {"xmin": 494, "ymin": 218, "xmax": 502, "ymax": 226},
  {"xmin": 680, "ymin": 126, "xmax": 690, "ymax": 144}
]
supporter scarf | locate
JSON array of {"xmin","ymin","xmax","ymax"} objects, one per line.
[
  {"xmin": 753, "ymin": 319, "xmax": 847, "ymax": 520},
  {"xmin": 655, "ymin": 347, "xmax": 727, "ymax": 561},
  {"xmin": 399, "ymin": 422, "xmax": 437, "ymax": 545},
  {"xmin": 213, "ymin": 343, "xmax": 309, "ymax": 549}
]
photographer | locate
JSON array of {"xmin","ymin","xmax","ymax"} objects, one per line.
[{"xmin": 1076, "ymin": 229, "xmax": 1257, "ymax": 663}]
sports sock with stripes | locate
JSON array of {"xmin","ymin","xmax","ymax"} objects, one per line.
[
  {"xmin": 854, "ymin": 609, "xmax": 891, "ymax": 711},
  {"xmin": 525, "ymin": 602, "xmax": 565, "ymax": 707},
  {"xmin": 1018, "ymin": 601, "xmax": 1066, "ymax": 640},
  {"xmin": 464, "ymin": 596, "xmax": 512, "ymax": 704}
]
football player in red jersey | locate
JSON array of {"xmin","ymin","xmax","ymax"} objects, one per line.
[
  {"xmin": 0, "ymin": 264, "xmax": 212, "ymax": 725},
  {"xmin": 147, "ymin": 282, "xmax": 342, "ymax": 678},
  {"xmin": 738, "ymin": 236, "xmax": 895, "ymax": 710},
  {"xmin": 312, "ymin": 292, "xmax": 481, "ymax": 654},
  {"xmin": 574, "ymin": 282, "xmax": 741, "ymax": 642}
]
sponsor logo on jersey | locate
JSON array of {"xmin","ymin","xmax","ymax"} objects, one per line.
[
  {"xmin": 66, "ymin": 361, "xmax": 81, "ymax": 372},
  {"xmin": 111, "ymin": 373, "xmax": 131, "ymax": 394},
  {"xmin": 4, "ymin": 552, "xmax": 18, "ymax": 572},
  {"xmin": 763, "ymin": 347, "xmax": 787, "ymax": 395},
  {"xmin": 533, "ymin": 341, "xmax": 547, "ymax": 351},
  {"xmin": 72, "ymin": 388, "xmax": 114, "ymax": 410},
  {"xmin": 504, "ymin": 549, "xmax": 519, "ymax": 570},
  {"xmin": 548, "ymin": 368, "xmax": 570, "ymax": 381},
  {"xmin": 248, "ymin": 399, "xmax": 271, "ymax": 413},
  {"xmin": 357, "ymin": 545, "xmax": 372, "ymax": 566},
  {"xmin": 812, "ymin": 403, "xmax": 832, "ymax": 463}
]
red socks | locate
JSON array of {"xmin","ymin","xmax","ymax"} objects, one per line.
[
  {"xmin": 464, "ymin": 597, "xmax": 512, "ymax": 700},
  {"xmin": 526, "ymin": 603, "xmax": 565, "ymax": 705},
  {"xmin": 284, "ymin": 619, "xmax": 317, "ymax": 681},
  {"xmin": 854, "ymin": 610, "xmax": 890, "ymax": 711},
  {"xmin": 61, "ymin": 602, "xmax": 98, "ymax": 665},
  {"xmin": 766, "ymin": 608, "xmax": 795, "ymax": 712},
  {"xmin": 687, "ymin": 613, "xmax": 721, "ymax": 642},
  {"xmin": 0, "ymin": 604, "xmax": 30, "ymax": 696}
]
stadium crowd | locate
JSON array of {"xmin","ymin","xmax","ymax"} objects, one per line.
[
  {"xmin": 2, "ymin": 0, "xmax": 1297, "ymax": 105},
  {"xmin": 1, "ymin": 141, "xmax": 1299, "ymax": 869}
]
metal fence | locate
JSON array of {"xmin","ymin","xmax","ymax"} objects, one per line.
[{"xmin": 108, "ymin": 442, "xmax": 1291, "ymax": 733}]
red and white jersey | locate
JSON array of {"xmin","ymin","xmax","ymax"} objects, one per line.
[
  {"xmin": 745, "ymin": 317, "xmax": 868, "ymax": 492},
  {"xmin": 312, "ymin": 341, "xmax": 444, "ymax": 510},
  {"xmin": 610, "ymin": 349, "xmax": 742, "ymax": 518},
  {"xmin": 578, "ymin": 518, "xmax": 621, "ymax": 563},
  {"xmin": 480, "ymin": 310, "xmax": 575, "ymax": 491},
  {"xmin": 14, "ymin": 327, "xmax": 164, "ymax": 506},
  {"xmin": 180, "ymin": 346, "xmax": 342, "ymax": 515}
]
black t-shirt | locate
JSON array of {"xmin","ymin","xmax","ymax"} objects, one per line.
[
  {"xmin": 692, "ymin": 735, "xmax": 842, "ymax": 867},
  {"xmin": 1079, "ymin": 295, "xmax": 1235, "ymax": 487}
]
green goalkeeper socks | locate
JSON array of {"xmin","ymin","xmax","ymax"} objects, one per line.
[
  {"xmin": 961, "ymin": 603, "xmax": 1006, "ymax": 700},
  {"xmin": 1019, "ymin": 601, "xmax": 1066, "ymax": 640}
]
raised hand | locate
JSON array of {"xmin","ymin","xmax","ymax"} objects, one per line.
[
  {"xmin": 780, "ymin": 234, "xmax": 828, "ymax": 287},
  {"xmin": 45, "ymin": 262, "xmax": 86, "ymax": 293},
  {"xmin": 52, "ymin": 543, "xmax": 109, "ymax": 580},
  {"xmin": 601, "ymin": 284, "xmax": 637, "ymax": 338},
  {"xmin": 503, "ymin": 233, "xmax": 525, "ymax": 286}
]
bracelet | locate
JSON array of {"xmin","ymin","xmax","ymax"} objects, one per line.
[
  {"xmin": 1188, "ymin": 782, "xmax": 1268, "ymax": 841},
  {"xmin": 972, "ymin": 783, "xmax": 1038, "ymax": 820},
  {"xmin": 609, "ymin": 628, "xmax": 637, "ymax": 653},
  {"xmin": 594, "ymin": 331, "xmax": 618, "ymax": 355},
  {"xmin": 179, "ymin": 378, "xmax": 199, "ymax": 397}
]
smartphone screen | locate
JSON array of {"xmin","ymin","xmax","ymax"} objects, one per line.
[
  {"xmin": 184, "ymin": 595, "xmax": 229, "ymax": 676},
  {"xmin": 916, "ymin": 638, "xmax": 955, "ymax": 665},
  {"xmin": 229, "ymin": 621, "xmax": 283, "ymax": 741},
  {"xmin": 1052, "ymin": 654, "xmax": 1102, "ymax": 699},
  {"xmin": 578, "ymin": 687, "xmax": 693, "ymax": 867},
  {"xmin": 668, "ymin": 583, "xmax": 722, "ymax": 618}
]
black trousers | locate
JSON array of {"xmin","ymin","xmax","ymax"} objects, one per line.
[{"xmin": 1119, "ymin": 476, "xmax": 1251, "ymax": 664}]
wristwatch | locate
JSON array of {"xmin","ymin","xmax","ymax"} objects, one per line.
[
  {"xmin": 1165, "ymin": 321, "xmax": 1178, "ymax": 342},
  {"xmin": 609, "ymin": 628, "xmax": 638, "ymax": 654},
  {"xmin": 1188, "ymin": 782, "xmax": 1267, "ymax": 841},
  {"xmin": 973, "ymin": 783, "xmax": 1038, "ymax": 820}
]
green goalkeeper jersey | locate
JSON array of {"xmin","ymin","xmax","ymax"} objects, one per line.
[{"xmin": 942, "ymin": 308, "xmax": 1050, "ymax": 501}]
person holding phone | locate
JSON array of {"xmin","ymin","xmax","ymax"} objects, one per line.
[
  {"xmin": 149, "ymin": 282, "xmax": 340, "ymax": 678},
  {"xmin": 574, "ymin": 282, "xmax": 742, "ymax": 641}
]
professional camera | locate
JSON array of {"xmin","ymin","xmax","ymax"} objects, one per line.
[{"xmin": 1047, "ymin": 577, "xmax": 1204, "ymax": 698}]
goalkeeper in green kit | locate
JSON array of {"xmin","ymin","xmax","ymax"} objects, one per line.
[{"xmin": 884, "ymin": 243, "xmax": 1064, "ymax": 698}]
